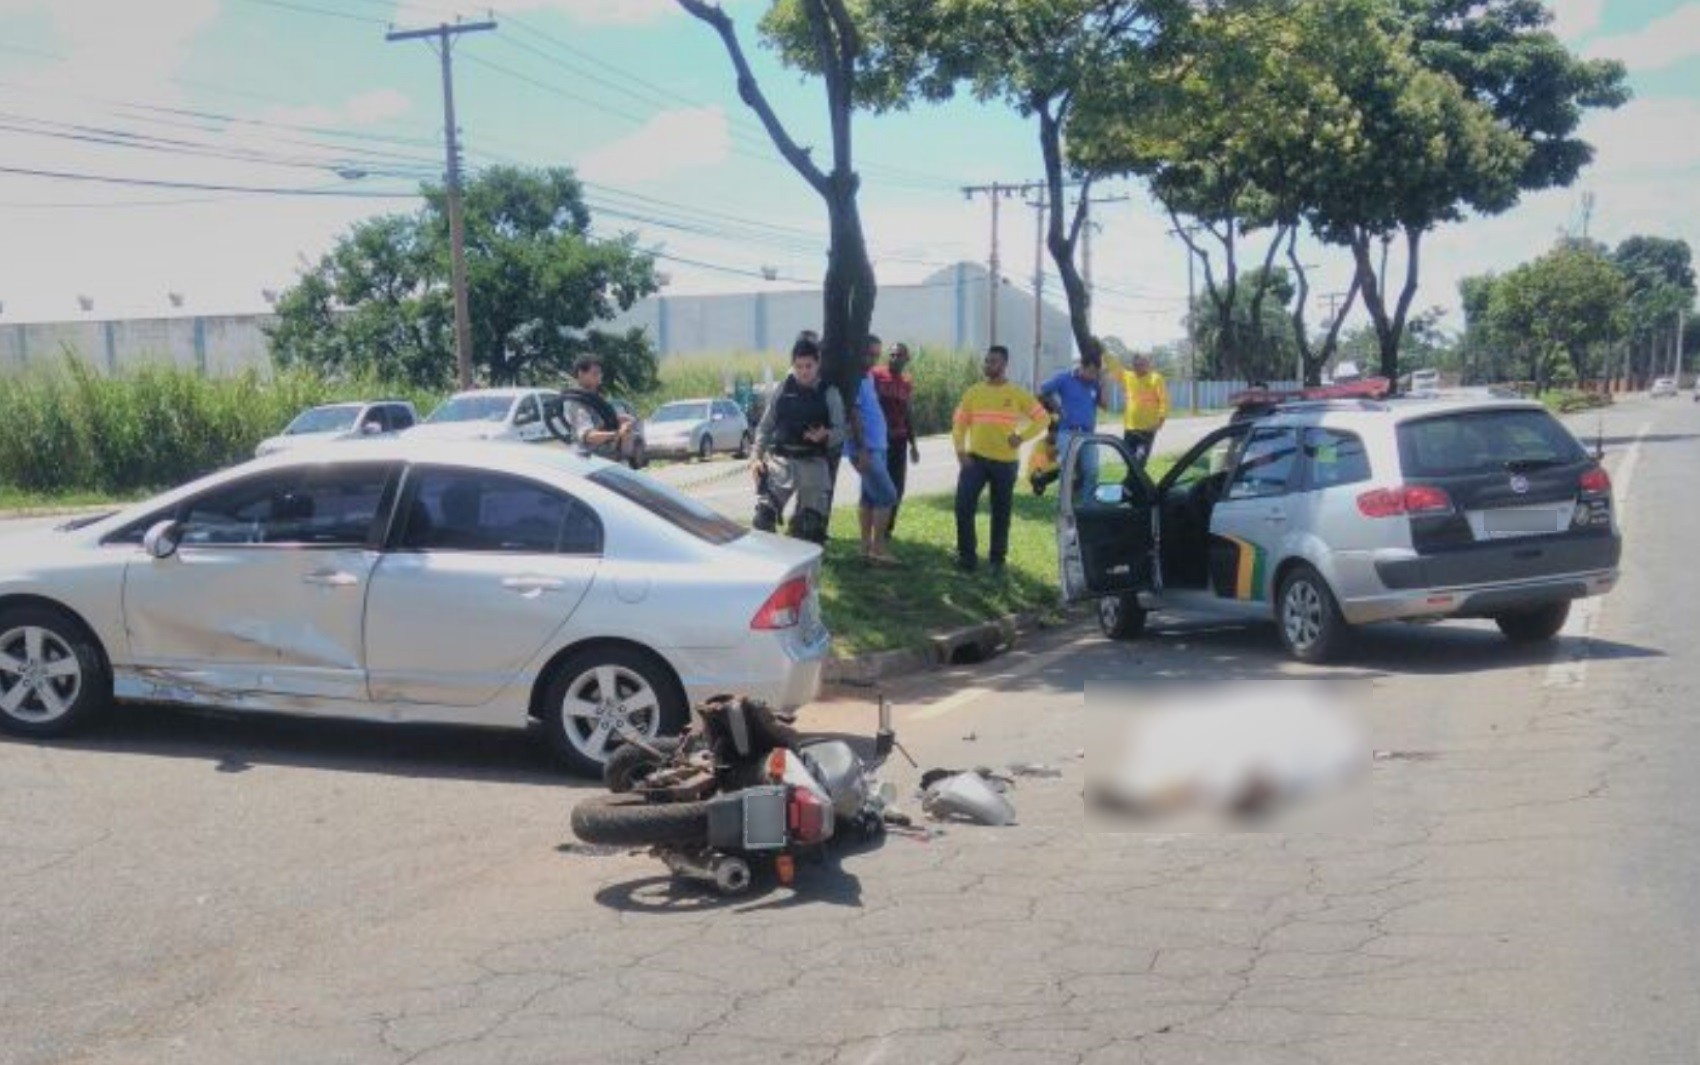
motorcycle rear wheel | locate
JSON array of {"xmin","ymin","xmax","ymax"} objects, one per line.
[{"xmin": 571, "ymin": 794, "xmax": 712, "ymax": 846}]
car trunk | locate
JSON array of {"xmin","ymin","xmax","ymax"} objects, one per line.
[{"xmin": 1381, "ymin": 407, "xmax": 1618, "ymax": 589}]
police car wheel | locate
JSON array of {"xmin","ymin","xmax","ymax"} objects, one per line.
[{"xmin": 1097, "ymin": 594, "xmax": 1147, "ymax": 641}]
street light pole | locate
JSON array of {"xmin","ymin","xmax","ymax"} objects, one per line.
[{"xmin": 388, "ymin": 19, "xmax": 496, "ymax": 391}]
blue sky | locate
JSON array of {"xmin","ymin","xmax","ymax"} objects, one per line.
[{"xmin": 0, "ymin": 0, "xmax": 1696, "ymax": 353}]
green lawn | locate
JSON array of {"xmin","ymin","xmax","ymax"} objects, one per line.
[
  {"xmin": 817, "ymin": 453, "xmax": 1175, "ymax": 657},
  {"xmin": 0, "ymin": 487, "xmax": 143, "ymax": 514}
]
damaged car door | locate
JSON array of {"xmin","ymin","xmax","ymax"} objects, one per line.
[
  {"xmin": 363, "ymin": 466, "xmax": 600, "ymax": 707},
  {"xmin": 120, "ymin": 462, "xmax": 399, "ymax": 705},
  {"xmin": 1056, "ymin": 434, "xmax": 1159, "ymax": 603}
]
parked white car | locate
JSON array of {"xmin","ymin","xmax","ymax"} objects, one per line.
[
  {"xmin": 644, "ymin": 398, "xmax": 752, "ymax": 461},
  {"xmin": 254, "ymin": 400, "xmax": 418, "ymax": 457},
  {"xmin": 406, "ymin": 388, "xmax": 559, "ymax": 444},
  {"xmin": 0, "ymin": 441, "xmax": 829, "ymax": 774},
  {"xmin": 1651, "ymin": 377, "xmax": 1678, "ymax": 398}
]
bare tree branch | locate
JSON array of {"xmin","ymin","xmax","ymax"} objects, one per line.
[{"xmin": 675, "ymin": 0, "xmax": 830, "ymax": 195}]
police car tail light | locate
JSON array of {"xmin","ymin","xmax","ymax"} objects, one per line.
[
  {"xmin": 1357, "ymin": 485, "xmax": 1452, "ymax": 518},
  {"xmin": 752, "ymin": 576, "xmax": 810, "ymax": 630},
  {"xmin": 1579, "ymin": 467, "xmax": 1611, "ymax": 496}
]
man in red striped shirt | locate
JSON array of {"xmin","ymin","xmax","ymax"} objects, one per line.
[{"xmin": 870, "ymin": 341, "xmax": 922, "ymax": 535}]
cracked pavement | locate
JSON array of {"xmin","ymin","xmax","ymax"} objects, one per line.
[{"xmin": 4, "ymin": 397, "xmax": 1699, "ymax": 1064}]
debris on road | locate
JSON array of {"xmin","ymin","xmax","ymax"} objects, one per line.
[
  {"xmin": 1007, "ymin": 762, "xmax": 1064, "ymax": 779},
  {"xmin": 920, "ymin": 768, "xmax": 1018, "ymax": 826}
]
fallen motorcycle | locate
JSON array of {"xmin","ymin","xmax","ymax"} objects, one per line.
[{"xmin": 569, "ymin": 694, "xmax": 895, "ymax": 894}]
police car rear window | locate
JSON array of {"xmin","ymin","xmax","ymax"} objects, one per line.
[
  {"xmin": 588, "ymin": 466, "xmax": 747, "ymax": 545},
  {"xmin": 1397, "ymin": 409, "xmax": 1586, "ymax": 479}
]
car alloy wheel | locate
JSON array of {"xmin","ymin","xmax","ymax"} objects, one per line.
[
  {"xmin": 1282, "ymin": 580, "xmax": 1325, "ymax": 652},
  {"xmin": 0, "ymin": 625, "xmax": 84, "ymax": 726},
  {"xmin": 557, "ymin": 664, "xmax": 663, "ymax": 765}
]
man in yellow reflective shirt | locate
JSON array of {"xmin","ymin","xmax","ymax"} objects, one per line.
[
  {"xmin": 951, "ymin": 345, "xmax": 1048, "ymax": 574},
  {"xmin": 1106, "ymin": 349, "xmax": 1169, "ymax": 468}
]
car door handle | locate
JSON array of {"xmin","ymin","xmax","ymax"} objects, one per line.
[
  {"xmin": 303, "ymin": 569, "xmax": 359, "ymax": 588},
  {"xmin": 502, "ymin": 576, "xmax": 565, "ymax": 594},
  {"xmin": 1263, "ymin": 510, "xmax": 1288, "ymax": 524}
]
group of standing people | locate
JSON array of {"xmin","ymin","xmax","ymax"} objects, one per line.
[{"xmin": 746, "ymin": 330, "xmax": 1172, "ymax": 575}]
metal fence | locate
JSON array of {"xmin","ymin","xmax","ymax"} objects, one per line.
[{"xmin": 1103, "ymin": 378, "xmax": 1299, "ymax": 413}]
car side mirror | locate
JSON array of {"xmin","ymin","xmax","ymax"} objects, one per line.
[
  {"xmin": 143, "ymin": 520, "xmax": 184, "ymax": 560},
  {"xmin": 1092, "ymin": 483, "xmax": 1128, "ymax": 506},
  {"xmin": 362, "ymin": 421, "xmax": 384, "ymax": 435}
]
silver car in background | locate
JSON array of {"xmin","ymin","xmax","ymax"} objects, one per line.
[
  {"xmin": 644, "ymin": 397, "xmax": 752, "ymax": 461},
  {"xmin": 254, "ymin": 400, "xmax": 418, "ymax": 457},
  {"xmin": 0, "ymin": 442, "xmax": 828, "ymax": 775}
]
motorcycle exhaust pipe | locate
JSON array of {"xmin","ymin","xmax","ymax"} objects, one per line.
[{"xmin": 659, "ymin": 849, "xmax": 754, "ymax": 895}]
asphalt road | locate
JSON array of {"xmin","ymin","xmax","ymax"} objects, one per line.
[{"xmin": 4, "ymin": 395, "xmax": 1698, "ymax": 1064}]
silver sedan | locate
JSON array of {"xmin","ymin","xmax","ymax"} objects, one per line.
[{"xmin": 0, "ymin": 441, "xmax": 829, "ymax": 774}]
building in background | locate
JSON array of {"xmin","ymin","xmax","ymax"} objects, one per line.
[{"xmin": 0, "ymin": 262, "xmax": 1077, "ymax": 387}]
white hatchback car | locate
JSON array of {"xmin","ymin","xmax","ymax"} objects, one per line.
[
  {"xmin": 406, "ymin": 388, "xmax": 559, "ymax": 444},
  {"xmin": 254, "ymin": 400, "xmax": 419, "ymax": 457},
  {"xmin": 0, "ymin": 442, "xmax": 829, "ymax": 774},
  {"xmin": 1650, "ymin": 377, "xmax": 1678, "ymax": 399}
]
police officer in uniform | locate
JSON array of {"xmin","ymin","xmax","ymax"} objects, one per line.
[{"xmin": 751, "ymin": 336, "xmax": 846, "ymax": 543}]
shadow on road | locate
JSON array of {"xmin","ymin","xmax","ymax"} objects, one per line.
[
  {"xmin": 593, "ymin": 834, "xmax": 883, "ymax": 915},
  {"xmin": 5, "ymin": 703, "xmax": 592, "ymax": 788}
]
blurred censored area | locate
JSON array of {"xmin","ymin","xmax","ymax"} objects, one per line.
[{"xmin": 1085, "ymin": 680, "xmax": 1371, "ymax": 832}]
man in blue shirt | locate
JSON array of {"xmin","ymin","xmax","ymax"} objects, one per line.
[
  {"xmin": 1039, "ymin": 345, "xmax": 1105, "ymax": 492},
  {"xmin": 851, "ymin": 340, "xmax": 901, "ymax": 565}
]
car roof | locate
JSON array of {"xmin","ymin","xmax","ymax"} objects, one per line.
[
  {"xmin": 1263, "ymin": 395, "xmax": 1549, "ymax": 429},
  {"xmin": 657, "ymin": 397, "xmax": 716, "ymax": 406},
  {"xmin": 444, "ymin": 387, "xmax": 551, "ymax": 400}
]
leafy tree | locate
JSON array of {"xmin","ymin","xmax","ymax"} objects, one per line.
[
  {"xmin": 270, "ymin": 167, "xmax": 659, "ymax": 392},
  {"xmin": 1333, "ymin": 0, "xmax": 1627, "ymax": 379},
  {"xmin": 1487, "ymin": 241, "xmax": 1627, "ymax": 391},
  {"xmin": 1613, "ymin": 236, "xmax": 1695, "ymax": 386},
  {"xmin": 1188, "ymin": 266, "xmax": 1301, "ymax": 382},
  {"xmin": 819, "ymin": 0, "xmax": 1188, "ymax": 356},
  {"xmin": 1457, "ymin": 272, "xmax": 1512, "ymax": 383},
  {"xmin": 687, "ymin": 0, "xmax": 879, "ymax": 401}
]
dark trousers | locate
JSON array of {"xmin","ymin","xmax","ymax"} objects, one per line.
[
  {"xmin": 885, "ymin": 438, "xmax": 910, "ymax": 533},
  {"xmin": 955, "ymin": 456, "xmax": 1019, "ymax": 566},
  {"xmin": 1123, "ymin": 429, "xmax": 1158, "ymax": 468}
]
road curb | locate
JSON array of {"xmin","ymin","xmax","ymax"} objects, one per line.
[{"xmin": 823, "ymin": 607, "xmax": 1071, "ymax": 687}]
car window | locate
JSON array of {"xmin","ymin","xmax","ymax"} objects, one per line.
[
  {"xmin": 1169, "ymin": 431, "xmax": 1245, "ymax": 490},
  {"xmin": 388, "ymin": 405, "xmax": 416, "ymax": 430},
  {"xmin": 398, "ymin": 468, "xmax": 602, "ymax": 555},
  {"xmin": 588, "ymin": 465, "xmax": 746, "ymax": 545},
  {"xmin": 359, "ymin": 407, "xmax": 385, "ymax": 430},
  {"xmin": 1398, "ymin": 409, "xmax": 1585, "ymax": 478},
  {"xmin": 285, "ymin": 405, "xmax": 360, "ymax": 435},
  {"xmin": 513, "ymin": 395, "xmax": 542, "ymax": 426},
  {"xmin": 652, "ymin": 402, "xmax": 708, "ymax": 423},
  {"xmin": 179, "ymin": 464, "xmax": 392, "ymax": 547},
  {"xmin": 1301, "ymin": 428, "xmax": 1372, "ymax": 491},
  {"xmin": 1227, "ymin": 427, "xmax": 1301, "ymax": 500}
]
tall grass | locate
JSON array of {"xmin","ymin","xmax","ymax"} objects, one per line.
[
  {"xmin": 630, "ymin": 347, "xmax": 982, "ymax": 437},
  {"xmin": 0, "ymin": 357, "xmax": 441, "ymax": 495}
]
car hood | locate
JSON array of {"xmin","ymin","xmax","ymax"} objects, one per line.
[
  {"xmin": 404, "ymin": 421, "xmax": 509, "ymax": 441},
  {"xmin": 645, "ymin": 420, "xmax": 706, "ymax": 439},
  {"xmin": 256, "ymin": 430, "xmax": 347, "ymax": 454}
]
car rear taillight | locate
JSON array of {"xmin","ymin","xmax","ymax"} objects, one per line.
[
  {"xmin": 1579, "ymin": 467, "xmax": 1611, "ymax": 495},
  {"xmin": 751, "ymin": 576, "xmax": 810, "ymax": 630},
  {"xmin": 1356, "ymin": 485, "xmax": 1453, "ymax": 518},
  {"xmin": 787, "ymin": 785, "xmax": 834, "ymax": 845}
]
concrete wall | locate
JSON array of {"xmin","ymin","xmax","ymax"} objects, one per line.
[
  {"xmin": 0, "ymin": 314, "xmax": 277, "ymax": 375},
  {"xmin": 0, "ymin": 263, "xmax": 1078, "ymax": 384}
]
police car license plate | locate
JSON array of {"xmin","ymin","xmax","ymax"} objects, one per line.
[{"xmin": 1479, "ymin": 506, "xmax": 1565, "ymax": 537}]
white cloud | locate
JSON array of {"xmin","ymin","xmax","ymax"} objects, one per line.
[
  {"xmin": 579, "ymin": 105, "xmax": 730, "ymax": 185},
  {"xmin": 1584, "ymin": 3, "xmax": 1700, "ymax": 72},
  {"xmin": 0, "ymin": 0, "xmax": 219, "ymax": 103},
  {"xmin": 1547, "ymin": 0, "xmax": 1606, "ymax": 42}
]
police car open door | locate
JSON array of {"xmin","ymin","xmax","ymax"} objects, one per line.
[{"xmin": 1057, "ymin": 434, "xmax": 1159, "ymax": 602}]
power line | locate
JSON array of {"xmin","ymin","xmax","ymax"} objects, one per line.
[{"xmin": 0, "ymin": 164, "xmax": 420, "ymax": 197}]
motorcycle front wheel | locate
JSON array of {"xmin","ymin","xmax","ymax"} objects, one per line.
[{"xmin": 571, "ymin": 794, "xmax": 712, "ymax": 846}]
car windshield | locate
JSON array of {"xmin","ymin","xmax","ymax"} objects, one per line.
[
  {"xmin": 650, "ymin": 402, "xmax": 707, "ymax": 423},
  {"xmin": 285, "ymin": 406, "xmax": 361, "ymax": 434},
  {"xmin": 425, "ymin": 395, "xmax": 515, "ymax": 424},
  {"xmin": 588, "ymin": 465, "xmax": 746, "ymax": 545},
  {"xmin": 1398, "ymin": 408, "xmax": 1588, "ymax": 478}
]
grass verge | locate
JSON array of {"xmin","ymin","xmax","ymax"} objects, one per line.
[
  {"xmin": 0, "ymin": 487, "xmax": 142, "ymax": 515},
  {"xmin": 818, "ymin": 454, "xmax": 1175, "ymax": 658}
]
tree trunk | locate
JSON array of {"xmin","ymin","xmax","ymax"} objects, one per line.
[
  {"xmin": 821, "ymin": 183, "xmax": 877, "ymax": 402},
  {"xmin": 1038, "ymin": 102, "xmax": 1093, "ymax": 359},
  {"xmin": 1286, "ymin": 228, "xmax": 1360, "ymax": 387},
  {"xmin": 1351, "ymin": 225, "xmax": 1424, "ymax": 383}
]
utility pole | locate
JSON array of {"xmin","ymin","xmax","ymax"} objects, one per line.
[
  {"xmin": 965, "ymin": 181, "xmax": 1056, "ymax": 355},
  {"xmin": 1077, "ymin": 193, "xmax": 1128, "ymax": 300},
  {"xmin": 388, "ymin": 18, "xmax": 496, "ymax": 391},
  {"xmin": 1168, "ymin": 224, "xmax": 1201, "ymax": 412}
]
